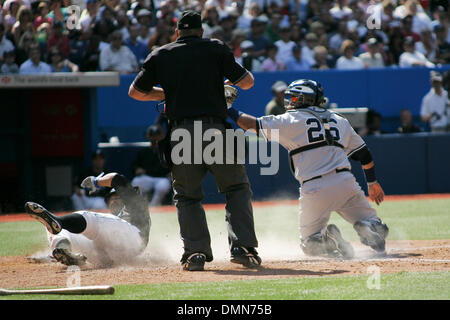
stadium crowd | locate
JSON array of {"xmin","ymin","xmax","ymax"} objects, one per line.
[{"xmin": 0, "ymin": 0, "xmax": 449, "ymax": 74}]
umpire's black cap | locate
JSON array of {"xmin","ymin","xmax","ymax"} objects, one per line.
[{"xmin": 177, "ymin": 10, "xmax": 202, "ymax": 30}]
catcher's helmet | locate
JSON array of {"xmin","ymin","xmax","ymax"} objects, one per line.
[{"xmin": 284, "ymin": 79, "xmax": 324, "ymax": 109}]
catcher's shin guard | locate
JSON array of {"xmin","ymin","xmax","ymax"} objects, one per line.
[
  {"xmin": 325, "ymin": 224, "xmax": 354, "ymax": 259},
  {"xmin": 301, "ymin": 233, "xmax": 329, "ymax": 256},
  {"xmin": 354, "ymin": 218, "xmax": 388, "ymax": 252},
  {"xmin": 301, "ymin": 226, "xmax": 354, "ymax": 259}
]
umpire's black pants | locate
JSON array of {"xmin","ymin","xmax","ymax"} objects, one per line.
[{"xmin": 170, "ymin": 119, "xmax": 258, "ymax": 262}]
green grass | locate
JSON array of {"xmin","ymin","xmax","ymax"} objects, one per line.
[
  {"xmin": 1, "ymin": 272, "xmax": 448, "ymax": 300},
  {"xmin": 0, "ymin": 221, "xmax": 48, "ymax": 256}
]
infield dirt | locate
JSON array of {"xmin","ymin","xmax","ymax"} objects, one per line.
[{"xmin": 1, "ymin": 239, "xmax": 449, "ymax": 289}]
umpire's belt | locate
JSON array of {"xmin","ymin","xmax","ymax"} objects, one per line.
[
  {"xmin": 170, "ymin": 116, "xmax": 225, "ymax": 127},
  {"xmin": 302, "ymin": 168, "xmax": 350, "ymax": 185}
]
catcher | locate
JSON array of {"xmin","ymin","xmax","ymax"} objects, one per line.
[
  {"xmin": 224, "ymin": 81, "xmax": 389, "ymax": 259},
  {"xmin": 25, "ymin": 172, "xmax": 150, "ymax": 267}
]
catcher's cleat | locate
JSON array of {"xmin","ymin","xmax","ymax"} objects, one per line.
[
  {"xmin": 230, "ymin": 247, "xmax": 262, "ymax": 268},
  {"xmin": 25, "ymin": 202, "xmax": 62, "ymax": 235},
  {"xmin": 182, "ymin": 253, "xmax": 206, "ymax": 271},
  {"xmin": 325, "ymin": 224, "xmax": 355, "ymax": 259},
  {"xmin": 52, "ymin": 248, "xmax": 87, "ymax": 266},
  {"xmin": 354, "ymin": 221, "xmax": 386, "ymax": 253}
]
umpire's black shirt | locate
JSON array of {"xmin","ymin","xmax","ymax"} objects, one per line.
[{"xmin": 132, "ymin": 35, "xmax": 249, "ymax": 121}]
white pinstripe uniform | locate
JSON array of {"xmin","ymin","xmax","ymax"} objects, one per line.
[{"xmin": 258, "ymin": 106, "xmax": 379, "ymax": 239}]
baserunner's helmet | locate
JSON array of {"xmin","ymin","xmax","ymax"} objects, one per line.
[{"xmin": 284, "ymin": 79, "xmax": 324, "ymax": 109}]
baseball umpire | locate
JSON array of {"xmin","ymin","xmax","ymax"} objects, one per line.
[
  {"xmin": 128, "ymin": 10, "xmax": 260, "ymax": 271},
  {"xmin": 225, "ymin": 79, "xmax": 389, "ymax": 259},
  {"xmin": 25, "ymin": 172, "xmax": 150, "ymax": 267}
]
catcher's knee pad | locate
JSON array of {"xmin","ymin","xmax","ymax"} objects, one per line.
[
  {"xmin": 300, "ymin": 232, "xmax": 328, "ymax": 256},
  {"xmin": 354, "ymin": 217, "xmax": 388, "ymax": 252}
]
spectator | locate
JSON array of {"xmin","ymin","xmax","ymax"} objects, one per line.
[
  {"xmin": 400, "ymin": 0, "xmax": 432, "ymax": 35},
  {"xmin": 401, "ymin": 15, "xmax": 421, "ymax": 42},
  {"xmin": 359, "ymin": 38, "xmax": 385, "ymax": 68},
  {"xmin": 397, "ymin": 108, "xmax": 421, "ymax": 133},
  {"xmin": 311, "ymin": 45, "xmax": 333, "ymax": 70},
  {"xmin": 274, "ymin": 26, "xmax": 296, "ymax": 65},
  {"xmin": 247, "ymin": 18, "xmax": 271, "ymax": 58},
  {"xmin": 136, "ymin": 8, "xmax": 155, "ymax": 44},
  {"xmin": 81, "ymin": 34, "xmax": 101, "ymax": 71},
  {"xmin": 80, "ymin": 0, "xmax": 100, "ymax": 31},
  {"xmin": 302, "ymin": 32, "xmax": 318, "ymax": 67},
  {"xmin": 99, "ymin": 31, "xmax": 138, "ymax": 74},
  {"xmin": 266, "ymin": 12, "xmax": 282, "ymax": 43},
  {"xmin": 399, "ymin": 36, "xmax": 435, "ymax": 67},
  {"xmin": 19, "ymin": 44, "xmax": 52, "ymax": 74},
  {"xmin": 1, "ymin": 50, "xmax": 19, "ymax": 74},
  {"xmin": 34, "ymin": 1, "xmax": 53, "ymax": 29},
  {"xmin": 237, "ymin": 2, "xmax": 261, "ymax": 31},
  {"xmin": 202, "ymin": 5, "xmax": 220, "ymax": 38},
  {"xmin": 285, "ymin": 45, "xmax": 310, "ymax": 71},
  {"xmin": 125, "ymin": 24, "xmax": 150, "ymax": 66},
  {"xmin": 360, "ymin": 109, "xmax": 386, "ymax": 136},
  {"xmin": 0, "ymin": 24, "xmax": 15, "ymax": 63},
  {"xmin": 219, "ymin": 14, "xmax": 234, "ymax": 45},
  {"xmin": 329, "ymin": 0, "xmax": 353, "ymax": 21},
  {"xmin": 148, "ymin": 30, "xmax": 173, "ymax": 50},
  {"xmin": 431, "ymin": 10, "xmax": 450, "ymax": 43},
  {"xmin": 329, "ymin": 20, "xmax": 348, "ymax": 57},
  {"xmin": 265, "ymin": 80, "xmax": 287, "ymax": 116},
  {"xmin": 48, "ymin": 47, "xmax": 79, "ymax": 72},
  {"xmin": 420, "ymin": 71, "xmax": 449, "ymax": 132},
  {"xmin": 309, "ymin": 20, "xmax": 328, "ymax": 47},
  {"xmin": 261, "ymin": 43, "xmax": 286, "ymax": 71},
  {"xmin": 114, "ymin": 9, "xmax": 130, "ymax": 41},
  {"xmin": 47, "ymin": 21, "xmax": 71, "ymax": 59},
  {"xmin": 11, "ymin": 5, "xmax": 33, "ymax": 46},
  {"xmin": 15, "ymin": 31, "xmax": 36, "ymax": 66},
  {"xmin": 230, "ymin": 28, "xmax": 247, "ymax": 59},
  {"xmin": 290, "ymin": 23, "xmax": 303, "ymax": 43},
  {"xmin": 434, "ymin": 25, "xmax": 450, "ymax": 65},
  {"xmin": 236, "ymin": 40, "xmax": 262, "ymax": 72},
  {"xmin": 131, "ymin": 125, "xmax": 172, "ymax": 207},
  {"xmin": 387, "ymin": 27, "xmax": 405, "ymax": 66},
  {"xmin": 3, "ymin": 0, "xmax": 21, "ymax": 32},
  {"xmin": 71, "ymin": 150, "xmax": 109, "ymax": 211},
  {"xmin": 47, "ymin": 0, "xmax": 70, "ymax": 25},
  {"xmin": 35, "ymin": 22, "xmax": 51, "ymax": 47},
  {"xmin": 415, "ymin": 28, "xmax": 438, "ymax": 62},
  {"xmin": 336, "ymin": 40, "xmax": 364, "ymax": 70}
]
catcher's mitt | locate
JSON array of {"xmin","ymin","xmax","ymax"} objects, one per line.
[{"xmin": 224, "ymin": 85, "xmax": 238, "ymax": 108}]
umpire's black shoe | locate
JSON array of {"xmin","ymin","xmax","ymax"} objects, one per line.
[
  {"xmin": 25, "ymin": 202, "xmax": 62, "ymax": 235},
  {"xmin": 230, "ymin": 247, "xmax": 262, "ymax": 268},
  {"xmin": 182, "ymin": 253, "xmax": 206, "ymax": 271}
]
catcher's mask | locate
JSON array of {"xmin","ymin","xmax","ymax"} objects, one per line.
[{"xmin": 284, "ymin": 79, "xmax": 324, "ymax": 109}]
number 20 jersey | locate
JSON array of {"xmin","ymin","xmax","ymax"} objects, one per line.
[{"xmin": 258, "ymin": 107, "xmax": 366, "ymax": 184}]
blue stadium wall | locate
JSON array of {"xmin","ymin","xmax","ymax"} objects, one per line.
[{"xmin": 96, "ymin": 66, "xmax": 450, "ymax": 142}]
